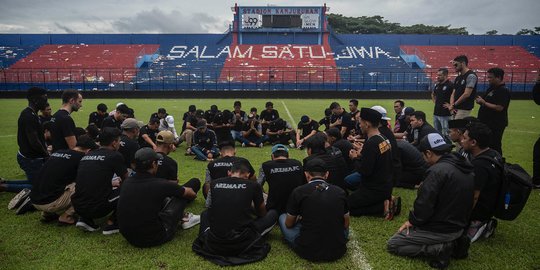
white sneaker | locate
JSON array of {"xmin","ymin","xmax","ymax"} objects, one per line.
[
  {"xmin": 289, "ymin": 143, "xmax": 295, "ymax": 148},
  {"xmin": 8, "ymin": 188, "xmax": 31, "ymax": 210},
  {"xmin": 258, "ymin": 143, "xmax": 263, "ymax": 148},
  {"xmin": 467, "ymin": 221, "xmax": 487, "ymax": 243},
  {"xmin": 181, "ymin": 212, "xmax": 200, "ymax": 229}
]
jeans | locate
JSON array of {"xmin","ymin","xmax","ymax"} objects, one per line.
[
  {"xmin": 191, "ymin": 146, "xmax": 219, "ymax": 161},
  {"xmin": 433, "ymin": 115, "xmax": 450, "ymax": 137},
  {"xmin": 231, "ymin": 130, "xmax": 243, "ymax": 142},
  {"xmin": 237, "ymin": 135, "xmax": 268, "ymax": 146},
  {"xmin": 278, "ymin": 213, "xmax": 349, "ymax": 247},
  {"xmin": 15, "ymin": 152, "xmax": 46, "ymax": 189},
  {"xmin": 344, "ymin": 172, "xmax": 363, "ymax": 190}
]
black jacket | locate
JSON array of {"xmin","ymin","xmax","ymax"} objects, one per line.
[{"xmin": 409, "ymin": 152, "xmax": 474, "ymax": 233}]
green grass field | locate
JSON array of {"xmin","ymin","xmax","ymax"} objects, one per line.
[{"xmin": 0, "ymin": 98, "xmax": 539, "ymax": 270}]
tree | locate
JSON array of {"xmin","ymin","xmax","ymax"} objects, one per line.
[
  {"xmin": 516, "ymin": 28, "xmax": 540, "ymax": 35},
  {"xmin": 485, "ymin": 30, "xmax": 498, "ymax": 35}
]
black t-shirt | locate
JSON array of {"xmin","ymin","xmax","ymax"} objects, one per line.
[
  {"xmin": 433, "ymin": 80, "xmax": 453, "ymax": 116},
  {"xmin": 88, "ymin": 112, "xmax": 107, "ymax": 128},
  {"xmin": 138, "ymin": 125, "xmax": 158, "ymax": 148},
  {"xmin": 17, "ymin": 107, "xmax": 48, "ymax": 158},
  {"xmin": 332, "ymin": 139, "xmax": 354, "ymax": 172},
  {"xmin": 206, "ymin": 156, "xmax": 255, "ymax": 183},
  {"xmin": 181, "ymin": 113, "xmax": 198, "ymax": 132},
  {"xmin": 330, "ymin": 111, "xmax": 353, "ymax": 137},
  {"xmin": 303, "ymin": 151, "xmax": 348, "ymax": 190},
  {"xmin": 101, "ymin": 116, "xmax": 121, "ymax": 129},
  {"xmin": 453, "ymin": 70, "xmax": 478, "ymax": 110},
  {"xmin": 260, "ymin": 109, "xmax": 280, "ymax": 122},
  {"xmin": 297, "ymin": 120, "xmax": 319, "ymax": 138},
  {"xmin": 193, "ymin": 129, "xmax": 217, "ymax": 150},
  {"xmin": 39, "ymin": 115, "xmax": 52, "ymax": 123},
  {"xmin": 119, "ymin": 134, "xmax": 140, "ymax": 168},
  {"xmin": 260, "ymin": 159, "xmax": 304, "ymax": 213},
  {"xmin": 397, "ymin": 140, "xmax": 426, "ymax": 171},
  {"xmin": 71, "ymin": 148, "xmax": 127, "ymax": 214},
  {"xmin": 208, "ymin": 177, "xmax": 264, "ymax": 236},
  {"xmin": 379, "ymin": 125, "xmax": 400, "ymax": 168},
  {"xmin": 30, "ymin": 149, "xmax": 85, "ymax": 205},
  {"xmin": 395, "ymin": 115, "xmax": 409, "ymax": 133},
  {"xmin": 117, "ymin": 172, "xmax": 185, "ymax": 247},
  {"xmin": 156, "ymin": 153, "xmax": 178, "ymax": 181},
  {"xmin": 318, "ymin": 116, "xmax": 331, "ymax": 131},
  {"xmin": 478, "ymin": 84, "xmax": 511, "ymax": 129},
  {"xmin": 231, "ymin": 110, "xmax": 247, "ymax": 131},
  {"xmin": 353, "ymin": 134, "xmax": 393, "ymax": 194},
  {"xmin": 50, "ymin": 109, "xmax": 76, "ymax": 152},
  {"xmin": 287, "ymin": 179, "xmax": 348, "ymax": 262},
  {"xmin": 470, "ymin": 149, "xmax": 503, "ymax": 221},
  {"xmin": 411, "ymin": 123, "xmax": 439, "ymax": 146}
]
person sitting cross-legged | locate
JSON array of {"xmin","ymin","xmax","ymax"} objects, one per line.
[
  {"xmin": 191, "ymin": 119, "xmax": 219, "ymax": 161},
  {"xmin": 117, "ymin": 148, "xmax": 200, "ymax": 248}
]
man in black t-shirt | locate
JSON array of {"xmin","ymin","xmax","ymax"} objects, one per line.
[
  {"xmin": 475, "ymin": 67, "xmax": 511, "ymax": 155},
  {"xmin": 408, "ymin": 111, "xmax": 440, "ymax": 147},
  {"xmin": 102, "ymin": 104, "xmax": 129, "ymax": 130},
  {"xmin": 349, "ymin": 99, "xmax": 360, "ymax": 134},
  {"xmin": 296, "ymin": 115, "xmax": 319, "ymax": 149},
  {"xmin": 191, "ymin": 119, "xmax": 219, "ymax": 161},
  {"xmin": 180, "ymin": 105, "xmax": 197, "ymax": 151},
  {"xmin": 50, "ymin": 90, "xmax": 83, "ymax": 152},
  {"xmin": 119, "ymin": 118, "xmax": 143, "ymax": 170},
  {"xmin": 13, "ymin": 87, "xmax": 49, "ymax": 192},
  {"xmin": 138, "ymin": 118, "xmax": 160, "ymax": 149},
  {"xmin": 150, "ymin": 108, "xmax": 168, "ymax": 122},
  {"xmin": 155, "ymin": 130, "xmax": 179, "ymax": 182},
  {"xmin": 329, "ymin": 102, "xmax": 353, "ymax": 138},
  {"xmin": 72, "ymin": 128, "xmax": 128, "ymax": 234},
  {"xmin": 203, "ymin": 143, "xmax": 254, "ymax": 199},
  {"xmin": 266, "ymin": 118, "xmax": 296, "ymax": 146},
  {"xmin": 393, "ymin": 100, "xmax": 405, "ymax": 133},
  {"xmin": 303, "ymin": 132, "xmax": 348, "ymax": 191},
  {"xmin": 395, "ymin": 140, "xmax": 427, "ymax": 189},
  {"xmin": 432, "ymin": 68, "xmax": 453, "ymax": 137},
  {"xmin": 279, "ymin": 158, "xmax": 349, "ymax": 262},
  {"xmin": 88, "ymin": 103, "xmax": 108, "ymax": 129},
  {"xmin": 204, "ymin": 105, "xmax": 220, "ymax": 124},
  {"xmin": 326, "ymin": 128, "xmax": 354, "ymax": 173},
  {"xmin": 450, "ymin": 55, "xmax": 478, "ymax": 119},
  {"xmin": 258, "ymin": 144, "xmax": 304, "ymax": 213},
  {"xmin": 318, "ymin": 108, "xmax": 332, "ymax": 131},
  {"xmin": 260, "ymin": 101, "xmax": 280, "ymax": 135},
  {"xmin": 211, "ymin": 110, "xmax": 233, "ymax": 145},
  {"xmin": 372, "ymin": 105, "xmax": 402, "ymax": 187},
  {"xmin": 230, "ymin": 101, "xmax": 248, "ymax": 143},
  {"xmin": 347, "ymin": 108, "xmax": 398, "ymax": 220},
  {"xmin": 30, "ymin": 135, "xmax": 98, "ymax": 224},
  {"xmin": 461, "ymin": 122, "xmax": 502, "ymax": 242},
  {"xmin": 39, "ymin": 103, "xmax": 52, "ymax": 123},
  {"xmin": 239, "ymin": 115, "xmax": 267, "ymax": 147},
  {"xmin": 117, "ymin": 148, "xmax": 200, "ymax": 248},
  {"xmin": 194, "ymin": 160, "xmax": 278, "ymax": 263},
  {"xmin": 393, "ymin": 107, "xmax": 414, "ymax": 137}
]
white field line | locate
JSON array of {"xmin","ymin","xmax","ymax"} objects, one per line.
[
  {"xmin": 0, "ymin": 134, "xmax": 15, "ymax": 138},
  {"xmin": 506, "ymin": 129, "xmax": 538, "ymax": 134},
  {"xmin": 348, "ymin": 230, "xmax": 373, "ymax": 270},
  {"xmin": 280, "ymin": 100, "xmax": 296, "ymax": 127}
]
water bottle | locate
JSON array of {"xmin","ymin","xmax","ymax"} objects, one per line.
[{"xmin": 504, "ymin": 192, "xmax": 511, "ymax": 210}]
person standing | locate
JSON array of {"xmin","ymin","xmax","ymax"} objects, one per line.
[
  {"xmin": 475, "ymin": 67, "xmax": 511, "ymax": 156},
  {"xmin": 432, "ymin": 68, "xmax": 453, "ymax": 137},
  {"xmin": 50, "ymin": 90, "xmax": 83, "ymax": 152},
  {"xmin": 393, "ymin": 100, "xmax": 405, "ymax": 133},
  {"xmin": 450, "ymin": 55, "xmax": 478, "ymax": 119},
  {"xmin": 39, "ymin": 102, "xmax": 52, "ymax": 123}
]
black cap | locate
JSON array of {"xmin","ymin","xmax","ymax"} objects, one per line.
[
  {"xmin": 134, "ymin": 147, "xmax": 162, "ymax": 164},
  {"xmin": 403, "ymin": 107, "xmax": 415, "ymax": 116},
  {"xmin": 360, "ymin": 107, "xmax": 381, "ymax": 126},
  {"xmin": 76, "ymin": 134, "xmax": 99, "ymax": 150},
  {"xmin": 304, "ymin": 158, "xmax": 327, "ymax": 173},
  {"xmin": 300, "ymin": 115, "xmax": 309, "ymax": 124}
]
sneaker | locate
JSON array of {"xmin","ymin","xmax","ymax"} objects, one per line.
[
  {"xmin": 15, "ymin": 196, "xmax": 35, "ymax": 215},
  {"xmin": 467, "ymin": 220, "xmax": 487, "ymax": 243},
  {"xmin": 452, "ymin": 234, "xmax": 470, "ymax": 260},
  {"xmin": 258, "ymin": 143, "xmax": 264, "ymax": 148},
  {"xmin": 8, "ymin": 188, "xmax": 31, "ymax": 210},
  {"xmin": 483, "ymin": 218, "xmax": 498, "ymax": 239},
  {"xmin": 181, "ymin": 212, "xmax": 201, "ymax": 229},
  {"xmin": 429, "ymin": 242, "xmax": 453, "ymax": 269},
  {"xmin": 289, "ymin": 143, "xmax": 295, "ymax": 148},
  {"xmin": 76, "ymin": 217, "xmax": 100, "ymax": 232},
  {"xmin": 102, "ymin": 223, "xmax": 120, "ymax": 235},
  {"xmin": 241, "ymin": 142, "xmax": 246, "ymax": 147},
  {"xmin": 185, "ymin": 148, "xmax": 192, "ymax": 156}
]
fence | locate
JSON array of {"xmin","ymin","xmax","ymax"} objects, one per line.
[{"xmin": 0, "ymin": 67, "xmax": 536, "ymax": 92}]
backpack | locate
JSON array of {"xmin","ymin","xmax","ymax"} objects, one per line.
[{"xmin": 477, "ymin": 156, "xmax": 533, "ymax": 221}]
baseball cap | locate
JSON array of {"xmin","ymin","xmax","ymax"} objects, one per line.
[
  {"xmin": 120, "ymin": 118, "xmax": 143, "ymax": 129},
  {"xmin": 197, "ymin": 119, "xmax": 207, "ymax": 128},
  {"xmin": 418, "ymin": 133, "xmax": 454, "ymax": 152},
  {"xmin": 76, "ymin": 134, "xmax": 99, "ymax": 150},
  {"xmin": 271, "ymin": 144, "xmax": 289, "ymax": 154},
  {"xmin": 134, "ymin": 147, "xmax": 163, "ymax": 164},
  {"xmin": 300, "ymin": 115, "xmax": 309, "ymax": 124},
  {"xmin": 370, "ymin": 105, "xmax": 391, "ymax": 120},
  {"xmin": 360, "ymin": 107, "xmax": 382, "ymax": 125},
  {"xmin": 165, "ymin": 115, "xmax": 175, "ymax": 127},
  {"xmin": 156, "ymin": 130, "xmax": 175, "ymax": 144},
  {"xmin": 304, "ymin": 158, "xmax": 327, "ymax": 172}
]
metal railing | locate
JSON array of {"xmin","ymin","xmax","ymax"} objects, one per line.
[{"xmin": 0, "ymin": 67, "xmax": 536, "ymax": 92}]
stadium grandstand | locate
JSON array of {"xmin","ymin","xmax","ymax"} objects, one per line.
[{"xmin": 0, "ymin": 4, "xmax": 539, "ymax": 92}]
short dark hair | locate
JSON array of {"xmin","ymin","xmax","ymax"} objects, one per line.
[
  {"xmin": 349, "ymin": 99, "xmax": 358, "ymax": 106},
  {"xmin": 466, "ymin": 121, "xmax": 492, "ymax": 149},
  {"xmin": 438, "ymin": 68, "xmax": 449, "ymax": 76},
  {"xmin": 487, "ymin": 67, "xmax": 505, "ymax": 80},
  {"xmin": 250, "ymin": 107, "xmax": 257, "ymax": 112},
  {"xmin": 306, "ymin": 171, "xmax": 326, "ymax": 177},
  {"xmin": 234, "ymin": 100, "xmax": 241, "ymax": 107},
  {"xmin": 329, "ymin": 102, "xmax": 340, "ymax": 110},
  {"xmin": 324, "ymin": 108, "xmax": 332, "ymax": 116},
  {"xmin": 27, "ymin": 87, "xmax": 47, "ymax": 100},
  {"xmin": 97, "ymin": 127, "xmax": 122, "ymax": 146},
  {"xmin": 116, "ymin": 104, "xmax": 130, "ymax": 115},
  {"xmin": 86, "ymin": 123, "xmax": 100, "ymax": 139},
  {"xmin": 189, "ymin": 105, "xmax": 196, "ymax": 112},
  {"xmin": 394, "ymin": 100, "xmax": 404, "ymax": 107},
  {"xmin": 97, "ymin": 103, "xmax": 108, "ymax": 112},
  {"xmin": 61, "ymin": 89, "xmax": 80, "ymax": 104},
  {"xmin": 304, "ymin": 132, "xmax": 327, "ymax": 154},
  {"xmin": 158, "ymin": 108, "xmax": 166, "ymax": 114},
  {"xmin": 326, "ymin": 127, "xmax": 342, "ymax": 140},
  {"xmin": 265, "ymin": 101, "xmax": 273, "ymax": 108},
  {"xmin": 149, "ymin": 117, "xmax": 160, "ymax": 124},
  {"xmin": 454, "ymin": 55, "xmax": 468, "ymax": 65},
  {"xmin": 411, "ymin": 111, "xmax": 426, "ymax": 122}
]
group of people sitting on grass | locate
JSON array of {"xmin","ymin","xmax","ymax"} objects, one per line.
[{"xmin": 2, "ymin": 67, "xmax": 515, "ymax": 268}]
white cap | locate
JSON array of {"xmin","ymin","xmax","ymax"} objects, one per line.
[
  {"xmin": 165, "ymin": 115, "xmax": 175, "ymax": 127},
  {"xmin": 371, "ymin": 105, "xmax": 391, "ymax": 120}
]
